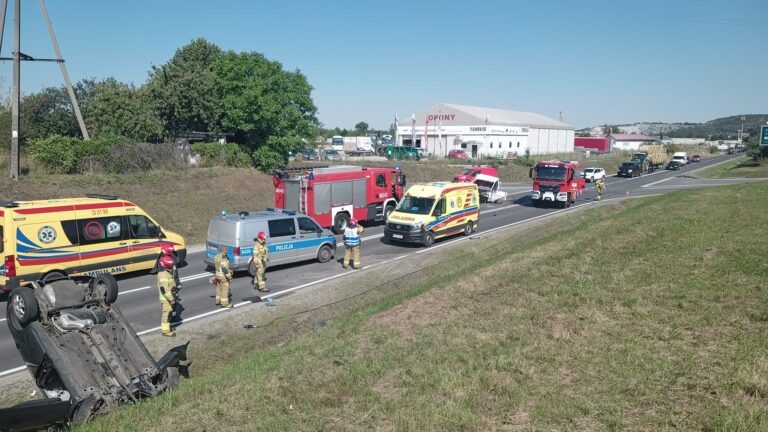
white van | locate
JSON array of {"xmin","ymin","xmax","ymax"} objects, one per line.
[{"xmin": 672, "ymin": 152, "xmax": 688, "ymax": 165}]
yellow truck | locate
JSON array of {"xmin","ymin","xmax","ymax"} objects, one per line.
[
  {"xmin": 0, "ymin": 194, "xmax": 185, "ymax": 295},
  {"xmin": 384, "ymin": 182, "xmax": 479, "ymax": 247}
]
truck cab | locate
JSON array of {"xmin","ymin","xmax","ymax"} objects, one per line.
[{"xmin": 529, "ymin": 161, "xmax": 585, "ymax": 208}]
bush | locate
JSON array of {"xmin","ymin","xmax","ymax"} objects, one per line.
[
  {"xmin": 190, "ymin": 142, "xmax": 252, "ymax": 168},
  {"xmin": 27, "ymin": 135, "xmax": 97, "ymax": 174},
  {"xmin": 513, "ymin": 149, "xmax": 535, "ymax": 167},
  {"xmin": 253, "ymin": 147, "xmax": 286, "ymax": 171}
]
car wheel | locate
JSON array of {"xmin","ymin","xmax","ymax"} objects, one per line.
[
  {"xmin": 333, "ymin": 213, "xmax": 350, "ymax": 235},
  {"xmin": 91, "ymin": 273, "xmax": 119, "ymax": 305},
  {"xmin": 423, "ymin": 231, "xmax": 435, "ymax": 247},
  {"xmin": 9, "ymin": 287, "xmax": 38, "ymax": 326},
  {"xmin": 317, "ymin": 245, "xmax": 333, "ymax": 263},
  {"xmin": 463, "ymin": 221, "xmax": 473, "ymax": 236},
  {"xmin": 384, "ymin": 204, "xmax": 395, "ymax": 221}
]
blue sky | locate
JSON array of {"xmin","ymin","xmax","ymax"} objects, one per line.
[{"xmin": 0, "ymin": 0, "xmax": 765, "ymax": 129}]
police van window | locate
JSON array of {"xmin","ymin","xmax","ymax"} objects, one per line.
[
  {"xmin": 77, "ymin": 217, "xmax": 125, "ymax": 245},
  {"xmin": 128, "ymin": 215, "xmax": 160, "ymax": 239},
  {"xmin": 297, "ymin": 217, "xmax": 321, "ymax": 234},
  {"xmin": 376, "ymin": 174, "xmax": 386, "ymax": 187},
  {"xmin": 268, "ymin": 218, "xmax": 296, "ymax": 238}
]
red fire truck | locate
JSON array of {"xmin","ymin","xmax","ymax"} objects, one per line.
[
  {"xmin": 529, "ymin": 160, "xmax": 586, "ymax": 208},
  {"xmin": 273, "ymin": 165, "xmax": 406, "ymax": 233}
]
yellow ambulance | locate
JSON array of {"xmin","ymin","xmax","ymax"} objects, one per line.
[
  {"xmin": 0, "ymin": 194, "xmax": 185, "ymax": 294},
  {"xmin": 384, "ymin": 182, "xmax": 479, "ymax": 247}
]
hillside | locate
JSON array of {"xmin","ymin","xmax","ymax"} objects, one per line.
[{"xmin": 667, "ymin": 114, "xmax": 768, "ymax": 138}]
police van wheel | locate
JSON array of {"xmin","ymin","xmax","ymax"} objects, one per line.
[
  {"xmin": 423, "ymin": 231, "xmax": 435, "ymax": 247},
  {"xmin": 91, "ymin": 274, "xmax": 119, "ymax": 305},
  {"xmin": 317, "ymin": 245, "xmax": 333, "ymax": 263},
  {"xmin": 463, "ymin": 221, "xmax": 473, "ymax": 236},
  {"xmin": 333, "ymin": 213, "xmax": 350, "ymax": 234},
  {"xmin": 248, "ymin": 260, "xmax": 256, "ymax": 277},
  {"xmin": 9, "ymin": 287, "xmax": 38, "ymax": 326}
]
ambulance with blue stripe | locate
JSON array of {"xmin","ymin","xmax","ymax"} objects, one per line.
[
  {"xmin": 0, "ymin": 194, "xmax": 186, "ymax": 296},
  {"xmin": 385, "ymin": 182, "xmax": 479, "ymax": 247},
  {"xmin": 204, "ymin": 208, "xmax": 336, "ymax": 275}
]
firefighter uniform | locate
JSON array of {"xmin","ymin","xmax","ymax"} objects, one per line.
[
  {"xmin": 157, "ymin": 268, "xmax": 176, "ymax": 337},
  {"xmin": 214, "ymin": 249, "xmax": 233, "ymax": 308},
  {"xmin": 342, "ymin": 225, "xmax": 364, "ymax": 269},
  {"xmin": 252, "ymin": 239, "xmax": 269, "ymax": 292},
  {"xmin": 595, "ymin": 178, "xmax": 605, "ymax": 201}
]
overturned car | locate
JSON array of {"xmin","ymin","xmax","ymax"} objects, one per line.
[{"xmin": 0, "ymin": 274, "xmax": 188, "ymax": 431}]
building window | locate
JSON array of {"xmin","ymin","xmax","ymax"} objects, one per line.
[
  {"xmin": 508, "ymin": 142, "xmax": 512, "ymax": 148},
  {"xmin": 490, "ymin": 142, "xmax": 493, "ymax": 148},
  {"xmin": 517, "ymin": 142, "xmax": 520, "ymax": 148}
]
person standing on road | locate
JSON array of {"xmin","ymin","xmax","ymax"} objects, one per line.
[
  {"xmin": 214, "ymin": 246, "xmax": 233, "ymax": 308},
  {"xmin": 595, "ymin": 177, "xmax": 605, "ymax": 201},
  {"xmin": 157, "ymin": 256, "xmax": 178, "ymax": 337},
  {"xmin": 151, "ymin": 243, "xmax": 182, "ymax": 289},
  {"xmin": 251, "ymin": 231, "xmax": 269, "ymax": 292},
  {"xmin": 342, "ymin": 218, "xmax": 364, "ymax": 270}
]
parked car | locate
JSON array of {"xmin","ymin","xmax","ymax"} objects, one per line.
[
  {"xmin": 583, "ymin": 167, "xmax": 606, "ymax": 182},
  {"xmin": 617, "ymin": 161, "xmax": 642, "ymax": 177},
  {"xmin": 447, "ymin": 149, "xmax": 469, "ymax": 159},
  {"xmin": 690, "ymin": 154, "xmax": 702, "ymax": 163},
  {"xmin": 666, "ymin": 160, "xmax": 682, "ymax": 170},
  {"xmin": 300, "ymin": 148, "xmax": 318, "ymax": 161},
  {"xmin": 1, "ymin": 274, "xmax": 187, "ymax": 430},
  {"xmin": 322, "ymin": 149, "xmax": 341, "ymax": 161},
  {"xmin": 454, "ymin": 166, "xmax": 497, "ymax": 182}
]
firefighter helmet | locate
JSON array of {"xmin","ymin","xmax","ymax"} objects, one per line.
[
  {"xmin": 160, "ymin": 243, "xmax": 175, "ymax": 256},
  {"xmin": 159, "ymin": 255, "xmax": 175, "ymax": 270},
  {"xmin": 349, "ymin": 218, "xmax": 358, "ymax": 227},
  {"xmin": 257, "ymin": 231, "xmax": 267, "ymax": 241}
]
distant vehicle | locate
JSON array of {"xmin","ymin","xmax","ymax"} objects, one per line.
[
  {"xmin": 447, "ymin": 149, "xmax": 469, "ymax": 159},
  {"xmin": 666, "ymin": 160, "xmax": 682, "ymax": 170},
  {"xmin": 381, "ymin": 135, "xmax": 393, "ymax": 145},
  {"xmin": 583, "ymin": 167, "xmax": 606, "ymax": 182},
  {"xmin": 322, "ymin": 149, "xmax": 341, "ymax": 161},
  {"xmin": 632, "ymin": 144, "xmax": 670, "ymax": 172},
  {"xmin": 300, "ymin": 148, "xmax": 318, "ymax": 161},
  {"xmin": 385, "ymin": 145, "xmax": 420, "ymax": 160},
  {"xmin": 474, "ymin": 174, "xmax": 507, "ymax": 204},
  {"xmin": 672, "ymin": 152, "xmax": 688, "ymax": 165},
  {"xmin": 342, "ymin": 136, "xmax": 375, "ymax": 156},
  {"xmin": 529, "ymin": 160, "xmax": 586, "ymax": 208},
  {"xmin": 690, "ymin": 154, "xmax": 702, "ymax": 163},
  {"xmin": 331, "ymin": 135, "xmax": 344, "ymax": 152},
  {"xmin": 617, "ymin": 161, "xmax": 642, "ymax": 177},
  {"xmin": 454, "ymin": 166, "xmax": 497, "ymax": 182}
]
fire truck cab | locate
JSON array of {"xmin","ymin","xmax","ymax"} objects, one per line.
[
  {"xmin": 273, "ymin": 165, "xmax": 406, "ymax": 234},
  {"xmin": 529, "ymin": 160, "xmax": 586, "ymax": 208}
]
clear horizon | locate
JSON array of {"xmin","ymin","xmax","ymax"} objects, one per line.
[{"xmin": 0, "ymin": 0, "xmax": 765, "ymax": 130}]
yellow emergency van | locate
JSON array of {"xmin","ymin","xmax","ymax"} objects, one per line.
[
  {"xmin": 0, "ymin": 194, "xmax": 185, "ymax": 294},
  {"xmin": 384, "ymin": 182, "xmax": 479, "ymax": 247}
]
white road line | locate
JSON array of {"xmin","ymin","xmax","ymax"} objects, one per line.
[
  {"xmin": 0, "ymin": 365, "xmax": 28, "ymax": 377},
  {"xmin": 481, "ymin": 204, "xmax": 519, "ymax": 214},
  {"xmin": 642, "ymin": 176, "xmax": 674, "ymax": 188},
  {"xmin": 0, "ymin": 318, "xmax": 6, "ymax": 323},
  {"xmin": 119, "ymin": 272, "xmax": 212, "ymax": 295}
]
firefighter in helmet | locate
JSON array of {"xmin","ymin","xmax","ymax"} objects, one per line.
[
  {"xmin": 214, "ymin": 245, "xmax": 233, "ymax": 308},
  {"xmin": 157, "ymin": 255, "xmax": 177, "ymax": 337},
  {"xmin": 595, "ymin": 177, "xmax": 605, "ymax": 201},
  {"xmin": 342, "ymin": 218, "xmax": 364, "ymax": 270},
  {"xmin": 251, "ymin": 231, "xmax": 269, "ymax": 292}
]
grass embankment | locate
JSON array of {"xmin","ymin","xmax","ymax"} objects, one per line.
[
  {"xmin": 78, "ymin": 182, "xmax": 768, "ymax": 431},
  {"xmin": 695, "ymin": 156, "xmax": 768, "ymax": 179}
]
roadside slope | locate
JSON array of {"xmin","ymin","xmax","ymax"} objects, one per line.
[{"xmin": 69, "ymin": 182, "xmax": 768, "ymax": 431}]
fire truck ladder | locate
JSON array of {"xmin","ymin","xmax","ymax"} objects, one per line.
[{"xmin": 298, "ymin": 175, "xmax": 308, "ymax": 214}]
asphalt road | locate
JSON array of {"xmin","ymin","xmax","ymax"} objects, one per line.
[{"xmin": 0, "ymin": 154, "xmax": 747, "ymax": 377}]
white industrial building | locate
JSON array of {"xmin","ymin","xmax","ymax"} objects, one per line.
[{"xmin": 395, "ymin": 103, "xmax": 574, "ymax": 158}]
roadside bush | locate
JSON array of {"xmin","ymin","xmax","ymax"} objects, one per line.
[
  {"xmin": 253, "ymin": 146, "xmax": 286, "ymax": 171},
  {"xmin": 666, "ymin": 143, "xmax": 679, "ymax": 154},
  {"xmin": 27, "ymin": 135, "xmax": 98, "ymax": 174},
  {"xmin": 190, "ymin": 142, "xmax": 252, "ymax": 168},
  {"xmin": 93, "ymin": 140, "xmax": 186, "ymax": 174},
  {"xmin": 513, "ymin": 149, "xmax": 535, "ymax": 167},
  {"xmin": 709, "ymin": 146, "xmax": 720, "ymax": 154}
]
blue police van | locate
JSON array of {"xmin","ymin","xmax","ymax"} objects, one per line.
[{"xmin": 204, "ymin": 208, "xmax": 336, "ymax": 275}]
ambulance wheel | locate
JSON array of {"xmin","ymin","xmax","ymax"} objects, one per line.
[
  {"xmin": 317, "ymin": 245, "xmax": 334, "ymax": 263},
  {"xmin": 333, "ymin": 213, "xmax": 350, "ymax": 234},
  {"xmin": 423, "ymin": 231, "xmax": 435, "ymax": 247},
  {"xmin": 384, "ymin": 204, "xmax": 395, "ymax": 220},
  {"xmin": 91, "ymin": 274, "xmax": 119, "ymax": 305},
  {"xmin": 463, "ymin": 221, "xmax": 473, "ymax": 236},
  {"xmin": 42, "ymin": 271, "xmax": 67, "ymax": 283},
  {"xmin": 9, "ymin": 287, "xmax": 38, "ymax": 326}
]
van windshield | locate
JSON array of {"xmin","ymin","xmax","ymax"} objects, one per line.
[{"xmin": 397, "ymin": 196, "xmax": 435, "ymax": 215}]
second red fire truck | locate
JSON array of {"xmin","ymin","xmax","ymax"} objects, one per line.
[
  {"xmin": 529, "ymin": 160, "xmax": 586, "ymax": 208},
  {"xmin": 273, "ymin": 165, "xmax": 406, "ymax": 233}
]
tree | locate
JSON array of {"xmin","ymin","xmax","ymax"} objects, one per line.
[
  {"xmin": 745, "ymin": 132, "xmax": 767, "ymax": 165},
  {"xmin": 354, "ymin": 121, "xmax": 369, "ymax": 134},
  {"xmin": 145, "ymin": 38, "xmax": 224, "ymax": 140},
  {"xmin": 19, "ymin": 86, "xmax": 80, "ymax": 141},
  {"xmin": 77, "ymin": 78, "xmax": 164, "ymax": 142},
  {"xmin": 602, "ymin": 125, "xmax": 621, "ymax": 135}
]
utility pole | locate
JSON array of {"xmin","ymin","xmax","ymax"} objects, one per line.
[{"xmin": 0, "ymin": 0, "xmax": 90, "ymax": 180}]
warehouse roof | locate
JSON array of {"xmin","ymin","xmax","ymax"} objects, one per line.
[{"xmin": 398, "ymin": 103, "xmax": 573, "ymax": 130}]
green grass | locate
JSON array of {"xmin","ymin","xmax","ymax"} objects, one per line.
[
  {"xmin": 695, "ymin": 156, "xmax": 768, "ymax": 179},
  {"xmin": 75, "ymin": 181, "xmax": 768, "ymax": 432}
]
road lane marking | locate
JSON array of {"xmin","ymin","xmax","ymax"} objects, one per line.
[
  {"xmin": 0, "ymin": 365, "xmax": 28, "ymax": 377},
  {"xmin": 642, "ymin": 176, "xmax": 674, "ymax": 188},
  {"xmin": 120, "ymin": 272, "xmax": 213, "ymax": 295}
]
